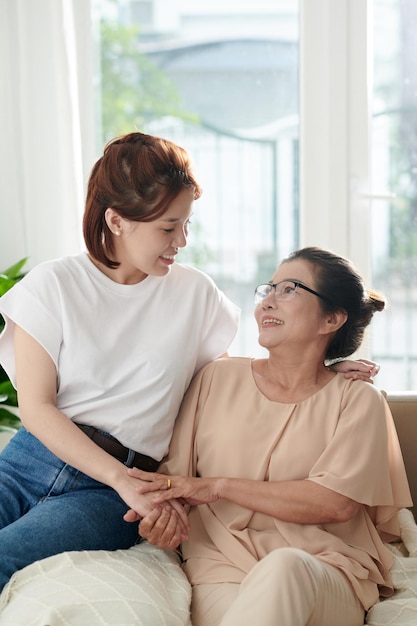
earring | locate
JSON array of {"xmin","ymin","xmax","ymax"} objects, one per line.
[{"xmin": 115, "ymin": 230, "xmax": 121, "ymax": 236}]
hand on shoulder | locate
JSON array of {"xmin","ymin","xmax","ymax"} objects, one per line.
[{"xmin": 329, "ymin": 358, "xmax": 380, "ymax": 384}]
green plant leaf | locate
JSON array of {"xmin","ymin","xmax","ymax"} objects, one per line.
[
  {"xmin": 0, "ymin": 256, "xmax": 28, "ymax": 332},
  {"xmin": 0, "ymin": 365, "xmax": 8, "ymax": 384},
  {"xmin": 0, "ymin": 277, "xmax": 17, "ymax": 297},
  {"xmin": 0, "ymin": 381, "xmax": 18, "ymax": 406},
  {"xmin": 0, "ymin": 408, "xmax": 21, "ymax": 430},
  {"xmin": 0, "ymin": 257, "xmax": 27, "ymax": 428},
  {"xmin": 0, "ymin": 257, "xmax": 29, "ymax": 280}
]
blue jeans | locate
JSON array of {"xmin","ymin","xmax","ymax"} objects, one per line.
[{"xmin": 0, "ymin": 427, "xmax": 141, "ymax": 592}]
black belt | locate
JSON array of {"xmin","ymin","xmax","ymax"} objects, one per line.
[{"xmin": 75, "ymin": 423, "xmax": 159, "ymax": 472}]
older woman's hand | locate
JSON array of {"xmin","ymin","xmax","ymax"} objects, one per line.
[{"xmin": 127, "ymin": 468, "xmax": 220, "ymax": 508}]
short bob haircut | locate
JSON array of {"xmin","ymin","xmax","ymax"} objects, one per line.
[
  {"xmin": 281, "ymin": 246, "xmax": 386, "ymax": 361},
  {"xmin": 83, "ymin": 132, "xmax": 202, "ymax": 269}
]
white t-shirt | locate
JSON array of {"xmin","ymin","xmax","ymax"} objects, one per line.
[{"xmin": 0, "ymin": 253, "xmax": 240, "ymax": 459}]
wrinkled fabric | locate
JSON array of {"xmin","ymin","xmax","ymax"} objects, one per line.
[{"xmin": 163, "ymin": 357, "xmax": 412, "ymax": 611}]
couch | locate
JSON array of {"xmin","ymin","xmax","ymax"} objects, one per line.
[
  {"xmin": 0, "ymin": 391, "xmax": 416, "ymax": 625},
  {"xmin": 383, "ymin": 392, "xmax": 417, "ymax": 521}
]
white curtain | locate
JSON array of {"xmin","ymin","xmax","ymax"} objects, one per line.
[{"xmin": 0, "ymin": 0, "xmax": 96, "ymax": 271}]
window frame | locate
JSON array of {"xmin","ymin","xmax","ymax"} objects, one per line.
[{"xmin": 300, "ymin": 0, "xmax": 372, "ymax": 273}]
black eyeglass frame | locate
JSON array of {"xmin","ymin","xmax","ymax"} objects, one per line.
[{"xmin": 254, "ymin": 280, "xmax": 331, "ymax": 304}]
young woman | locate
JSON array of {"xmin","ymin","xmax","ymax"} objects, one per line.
[
  {"xmin": 133, "ymin": 247, "xmax": 411, "ymax": 626},
  {"xmin": 0, "ymin": 131, "xmax": 239, "ymax": 591}
]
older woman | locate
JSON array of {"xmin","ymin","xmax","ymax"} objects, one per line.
[{"xmin": 132, "ymin": 246, "xmax": 411, "ymax": 626}]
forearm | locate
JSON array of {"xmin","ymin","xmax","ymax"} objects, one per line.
[
  {"xmin": 20, "ymin": 403, "xmax": 125, "ymax": 486},
  {"xmin": 216, "ymin": 477, "xmax": 359, "ymax": 524},
  {"xmin": 14, "ymin": 325, "xmax": 154, "ymax": 518},
  {"xmin": 20, "ymin": 404, "xmax": 156, "ymax": 518},
  {"xmin": 137, "ymin": 468, "xmax": 360, "ymax": 524}
]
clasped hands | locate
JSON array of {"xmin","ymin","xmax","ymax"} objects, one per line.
[{"xmin": 123, "ymin": 468, "xmax": 218, "ymax": 550}]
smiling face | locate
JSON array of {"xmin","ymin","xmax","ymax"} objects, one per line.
[
  {"xmin": 103, "ymin": 187, "xmax": 195, "ymax": 284},
  {"xmin": 254, "ymin": 259, "xmax": 333, "ymax": 352}
]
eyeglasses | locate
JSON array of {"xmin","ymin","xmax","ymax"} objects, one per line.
[{"xmin": 254, "ymin": 280, "xmax": 329, "ymax": 305}]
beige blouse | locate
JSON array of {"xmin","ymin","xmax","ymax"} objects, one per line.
[{"xmin": 163, "ymin": 357, "xmax": 412, "ymax": 610}]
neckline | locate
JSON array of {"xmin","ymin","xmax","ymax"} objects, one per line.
[
  {"xmin": 78, "ymin": 252, "xmax": 161, "ymax": 296},
  {"xmin": 249, "ymin": 357, "xmax": 339, "ymax": 405}
]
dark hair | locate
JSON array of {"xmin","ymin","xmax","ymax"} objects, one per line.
[
  {"xmin": 281, "ymin": 246, "xmax": 385, "ymax": 360},
  {"xmin": 83, "ymin": 132, "xmax": 202, "ymax": 268}
]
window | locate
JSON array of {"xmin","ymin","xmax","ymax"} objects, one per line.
[
  {"xmin": 371, "ymin": 0, "xmax": 417, "ymax": 389},
  {"xmin": 91, "ymin": 0, "xmax": 417, "ymax": 385},
  {"xmin": 3, "ymin": 1, "xmax": 416, "ymax": 387},
  {"xmin": 93, "ymin": 0, "xmax": 300, "ymax": 357}
]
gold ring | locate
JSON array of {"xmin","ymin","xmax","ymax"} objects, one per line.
[{"xmin": 167, "ymin": 478, "xmax": 172, "ymax": 490}]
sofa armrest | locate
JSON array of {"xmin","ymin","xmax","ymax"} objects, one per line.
[{"xmin": 386, "ymin": 392, "xmax": 417, "ymax": 522}]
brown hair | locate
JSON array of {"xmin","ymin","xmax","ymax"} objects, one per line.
[
  {"xmin": 282, "ymin": 247, "xmax": 385, "ymax": 360},
  {"xmin": 83, "ymin": 132, "xmax": 202, "ymax": 268}
]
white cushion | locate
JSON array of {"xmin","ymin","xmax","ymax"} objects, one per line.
[{"xmin": 0, "ymin": 542, "xmax": 192, "ymax": 625}]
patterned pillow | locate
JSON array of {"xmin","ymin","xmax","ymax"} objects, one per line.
[{"xmin": 0, "ymin": 542, "xmax": 192, "ymax": 625}]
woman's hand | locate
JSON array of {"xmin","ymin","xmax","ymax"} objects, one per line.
[
  {"xmin": 330, "ymin": 358, "xmax": 380, "ymax": 383},
  {"xmin": 125, "ymin": 467, "xmax": 175, "ymax": 495},
  {"xmin": 134, "ymin": 504, "xmax": 189, "ymax": 550},
  {"xmin": 114, "ymin": 474, "xmax": 163, "ymax": 519},
  {"xmin": 122, "ymin": 469, "xmax": 190, "ymax": 546},
  {"xmin": 127, "ymin": 467, "xmax": 220, "ymax": 507}
]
